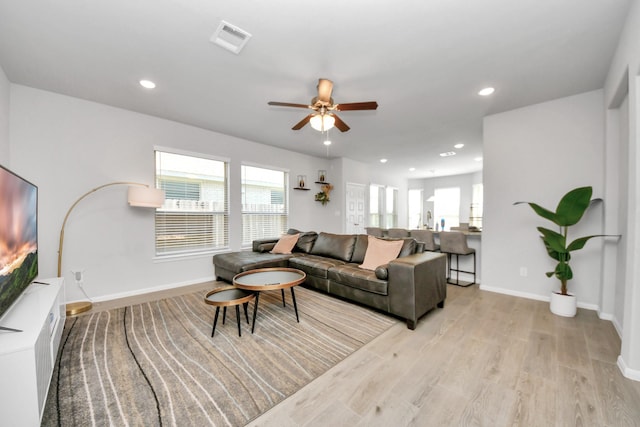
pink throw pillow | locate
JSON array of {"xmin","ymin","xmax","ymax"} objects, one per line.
[
  {"xmin": 359, "ymin": 236, "xmax": 404, "ymax": 270},
  {"xmin": 271, "ymin": 233, "xmax": 300, "ymax": 254}
]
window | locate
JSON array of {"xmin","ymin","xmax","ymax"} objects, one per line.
[
  {"xmin": 241, "ymin": 165, "xmax": 288, "ymax": 247},
  {"xmin": 369, "ymin": 184, "xmax": 398, "ymax": 228},
  {"xmin": 408, "ymin": 189, "xmax": 423, "ymax": 229},
  {"xmin": 470, "ymin": 183, "xmax": 483, "ymax": 229},
  {"xmin": 385, "ymin": 187, "xmax": 399, "ymax": 228},
  {"xmin": 369, "ymin": 184, "xmax": 383, "ymax": 227},
  {"xmin": 155, "ymin": 150, "xmax": 228, "ymax": 256},
  {"xmin": 434, "ymin": 187, "xmax": 460, "ymax": 231}
]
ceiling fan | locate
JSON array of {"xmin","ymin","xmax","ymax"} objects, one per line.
[{"xmin": 268, "ymin": 78, "xmax": 378, "ymax": 132}]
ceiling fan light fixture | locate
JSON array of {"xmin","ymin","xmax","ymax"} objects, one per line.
[{"xmin": 310, "ymin": 114, "xmax": 335, "ymax": 132}]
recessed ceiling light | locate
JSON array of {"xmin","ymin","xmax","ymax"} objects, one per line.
[
  {"xmin": 409, "ymin": 167, "xmax": 416, "ymax": 171},
  {"xmin": 474, "ymin": 157, "xmax": 483, "ymax": 162},
  {"xmin": 323, "ymin": 139, "xmax": 332, "ymax": 146},
  {"xmin": 439, "ymin": 151, "xmax": 456, "ymax": 157},
  {"xmin": 380, "ymin": 158, "xmax": 388, "ymax": 163},
  {"xmin": 478, "ymin": 87, "xmax": 495, "ymax": 96},
  {"xmin": 454, "ymin": 143, "xmax": 464, "ymax": 149},
  {"xmin": 139, "ymin": 79, "xmax": 156, "ymax": 89}
]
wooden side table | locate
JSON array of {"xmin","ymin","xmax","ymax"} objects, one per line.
[
  {"xmin": 204, "ymin": 287, "xmax": 255, "ymax": 337},
  {"xmin": 233, "ymin": 268, "xmax": 306, "ymax": 333}
]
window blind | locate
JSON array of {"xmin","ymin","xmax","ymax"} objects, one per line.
[
  {"xmin": 241, "ymin": 165, "xmax": 288, "ymax": 247},
  {"xmin": 155, "ymin": 150, "xmax": 228, "ymax": 255}
]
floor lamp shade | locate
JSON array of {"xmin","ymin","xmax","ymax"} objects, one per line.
[{"xmin": 128, "ymin": 186, "xmax": 165, "ymax": 208}]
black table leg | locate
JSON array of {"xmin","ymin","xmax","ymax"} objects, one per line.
[
  {"xmin": 281, "ymin": 289, "xmax": 286, "ymax": 307},
  {"xmin": 290, "ymin": 287, "xmax": 299, "ymax": 323},
  {"xmin": 211, "ymin": 307, "xmax": 220, "ymax": 337},
  {"xmin": 251, "ymin": 292, "xmax": 260, "ymax": 334},
  {"xmin": 222, "ymin": 306, "xmax": 227, "ymax": 325},
  {"xmin": 243, "ymin": 302, "xmax": 250, "ymax": 324},
  {"xmin": 236, "ymin": 305, "xmax": 242, "ymax": 337}
]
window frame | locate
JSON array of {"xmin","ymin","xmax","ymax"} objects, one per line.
[
  {"xmin": 154, "ymin": 147, "xmax": 230, "ymax": 258},
  {"xmin": 240, "ymin": 162, "xmax": 289, "ymax": 249}
]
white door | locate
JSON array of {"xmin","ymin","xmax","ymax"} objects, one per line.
[{"xmin": 345, "ymin": 183, "xmax": 366, "ymax": 234}]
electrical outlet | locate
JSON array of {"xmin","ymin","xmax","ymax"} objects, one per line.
[
  {"xmin": 72, "ymin": 270, "xmax": 83, "ymax": 282},
  {"xmin": 519, "ymin": 267, "xmax": 528, "ymax": 277}
]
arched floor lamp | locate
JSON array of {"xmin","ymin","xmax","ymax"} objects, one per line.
[{"xmin": 59, "ymin": 182, "xmax": 165, "ymax": 316}]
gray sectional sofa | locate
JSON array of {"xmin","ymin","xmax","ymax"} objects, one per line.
[{"xmin": 212, "ymin": 230, "xmax": 447, "ymax": 329}]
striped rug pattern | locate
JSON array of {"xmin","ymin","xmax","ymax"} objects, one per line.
[{"xmin": 42, "ymin": 286, "xmax": 396, "ymax": 426}]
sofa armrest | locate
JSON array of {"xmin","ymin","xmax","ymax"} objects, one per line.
[
  {"xmin": 387, "ymin": 252, "xmax": 447, "ymax": 329},
  {"xmin": 252, "ymin": 238, "xmax": 279, "ymax": 252}
]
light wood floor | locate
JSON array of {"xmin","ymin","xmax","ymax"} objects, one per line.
[{"xmin": 74, "ymin": 282, "xmax": 640, "ymax": 426}]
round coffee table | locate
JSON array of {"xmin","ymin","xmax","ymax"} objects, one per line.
[
  {"xmin": 233, "ymin": 267, "xmax": 306, "ymax": 333},
  {"xmin": 204, "ymin": 287, "xmax": 255, "ymax": 337}
]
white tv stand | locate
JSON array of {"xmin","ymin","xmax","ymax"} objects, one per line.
[{"xmin": 0, "ymin": 278, "xmax": 66, "ymax": 427}]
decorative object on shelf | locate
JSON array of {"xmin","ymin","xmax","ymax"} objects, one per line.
[
  {"xmin": 58, "ymin": 181, "xmax": 165, "ymax": 315},
  {"xmin": 425, "ymin": 210, "xmax": 432, "ymax": 229},
  {"xmin": 440, "ymin": 218, "xmax": 445, "ymax": 230},
  {"xmin": 514, "ymin": 186, "xmax": 617, "ymax": 317},
  {"xmin": 315, "ymin": 183, "xmax": 334, "ymax": 205},
  {"xmin": 294, "ymin": 175, "xmax": 310, "ymax": 190},
  {"xmin": 317, "ymin": 170, "xmax": 326, "ymax": 183}
]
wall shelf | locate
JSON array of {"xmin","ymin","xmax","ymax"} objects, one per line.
[
  {"xmin": 293, "ymin": 187, "xmax": 310, "ymax": 191},
  {"xmin": 315, "ymin": 181, "xmax": 331, "ymax": 185}
]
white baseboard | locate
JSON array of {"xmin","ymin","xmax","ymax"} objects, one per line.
[
  {"xmin": 617, "ymin": 355, "xmax": 640, "ymax": 382},
  {"xmin": 479, "ymin": 284, "xmax": 600, "ymax": 312},
  {"xmin": 479, "ymin": 284, "xmax": 549, "ymax": 302},
  {"xmin": 90, "ymin": 276, "xmax": 216, "ymax": 303}
]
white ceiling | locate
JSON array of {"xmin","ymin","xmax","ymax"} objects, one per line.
[{"xmin": 0, "ymin": 0, "xmax": 631, "ymax": 178}]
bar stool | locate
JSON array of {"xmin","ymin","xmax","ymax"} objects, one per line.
[
  {"xmin": 409, "ymin": 230, "xmax": 440, "ymax": 252},
  {"xmin": 386, "ymin": 228, "xmax": 410, "ymax": 238},
  {"xmin": 365, "ymin": 227, "xmax": 385, "ymax": 237},
  {"xmin": 439, "ymin": 231, "xmax": 476, "ymax": 286}
]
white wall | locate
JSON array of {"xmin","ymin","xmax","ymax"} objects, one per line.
[
  {"xmin": 0, "ymin": 65, "xmax": 9, "ymax": 165},
  {"xmin": 603, "ymin": 0, "xmax": 640, "ymax": 381},
  {"xmin": 482, "ymin": 90, "xmax": 605, "ymax": 307},
  {"xmin": 9, "ymin": 85, "xmax": 336, "ymax": 302}
]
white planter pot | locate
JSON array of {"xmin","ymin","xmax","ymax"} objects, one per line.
[{"xmin": 549, "ymin": 292, "xmax": 577, "ymax": 317}]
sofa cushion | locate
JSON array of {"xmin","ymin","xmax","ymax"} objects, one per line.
[
  {"xmin": 397, "ymin": 238, "xmax": 417, "ymax": 257},
  {"xmin": 359, "ymin": 236, "xmax": 403, "ymax": 270},
  {"xmin": 271, "ymin": 233, "xmax": 299, "ymax": 254},
  {"xmin": 310, "ymin": 232, "xmax": 356, "ymax": 262},
  {"xmin": 350, "ymin": 234, "xmax": 369, "ymax": 264},
  {"xmin": 288, "ymin": 254, "xmax": 346, "ymax": 279},
  {"xmin": 328, "ymin": 264, "xmax": 389, "ymax": 296},
  {"xmin": 255, "ymin": 242, "xmax": 276, "ymax": 253},
  {"xmin": 287, "ymin": 229, "xmax": 319, "ymax": 253}
]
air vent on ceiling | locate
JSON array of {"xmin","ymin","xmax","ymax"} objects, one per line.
[{"xmin": 210, "ymin": 21, "xmax": 252, "ymax": 54}]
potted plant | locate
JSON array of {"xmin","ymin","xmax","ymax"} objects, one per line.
[{"xmin": 514, "ymin": 186, "xmax": 611, "ymax": 317}]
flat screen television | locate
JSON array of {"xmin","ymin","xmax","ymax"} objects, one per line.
[{"xmin": 0, "ymin": 164, "xmax": 38, "ymax": 320}]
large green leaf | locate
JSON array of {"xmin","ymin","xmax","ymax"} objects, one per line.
[
  {"xmin": 555, "ymin": 186, "xmax": 592, "ymax": 226},
  {"xmin": 567, "ymin": 234, "xmax": 612, "ymax": 252},
  {"xmin": 537, "ymin": 227, "xmax": 566, "ymax": 254},
  {"xmin": 514, "ymin": 201, "xmax": 559, "ymax": 224},
  {"xmin": 542, "ymin": 238, "xmax": 571, "ymax": 262},
  {"xmin": 554, "ymin": 262, "xmax": 573, "ymax": 281}
]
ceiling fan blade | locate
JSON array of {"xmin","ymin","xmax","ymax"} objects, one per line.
[
  {"xmin": 331, "ymin": 114, "xmax": 350, "ymax": 132},
  {"xmin": 292, "ymin": 114, "xmax": 313, "ymax": 130},
  {"xmin": 268, "ymin": 101, "xmax": 311, "ymax": 109},
  {"xmin": 317, "ymin": 79, "xmax": 334, "ymax": 103},
  {"xmin": 334, "ymin": 101, "xmax": 379, "ymax": 111}
]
